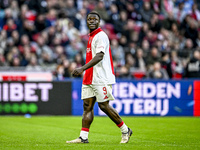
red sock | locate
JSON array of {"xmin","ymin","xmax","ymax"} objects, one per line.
[
  {"xmin": 80, "ymin": 128, "xmax": 89, "ymax": 140},
  {"xmin": 117, "ymin": 121, "xmax": 124, "ymax": 128},
  {"xmin": 81, "ymin": 127, "xmax": 89, "ymax": 132}
]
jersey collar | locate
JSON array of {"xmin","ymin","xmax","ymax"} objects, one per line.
[{"xmin": 88, "ymin": 27, "xmax": 102, "ymax": 37}]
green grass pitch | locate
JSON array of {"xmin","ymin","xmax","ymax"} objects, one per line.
[{"xmin": 0, "ymin": 116, "xmax": 200, "ymax": 150}]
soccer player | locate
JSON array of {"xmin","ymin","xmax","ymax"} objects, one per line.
[{"xmin": 66, "ymin": 11, "xmax": 132, "ymax": 144}]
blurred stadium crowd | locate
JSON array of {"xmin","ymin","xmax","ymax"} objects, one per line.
[{"xmin": 0, "ymin": 0, "xmax": 200, "ymax": 80}]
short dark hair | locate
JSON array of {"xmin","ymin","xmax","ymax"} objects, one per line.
[{"xmin": 87, "ymin": 11, "xmax": 101, "ymax": 20}]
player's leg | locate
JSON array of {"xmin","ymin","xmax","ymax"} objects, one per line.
[
  {"xmin": 98, "ymin": 101, "xmax": 129, "ymax": 132},
  {"xmin": 98, "ymin": 101, "xmax": 122, "ymax": 124},
  {"xmin": 66, "ymin": 84, "xmax": 96, "ymax": 144},
  {"xmin": 66, "ymin": 97, "xmax": 96, "ymax": 143},
  {"xmin": 81, "ymin": 97, "xmax": 96, "ymax": 138},
  {"xmin": 98, "ymin": 101, "xmax": 132, "ymax": 143},
  {"xmin": 95, "ymin": 84, "xmax": 132, "ymax": 143},
  {"xmin": 82, "ymin": 97, "xmax": 96, "ymax": 128}
]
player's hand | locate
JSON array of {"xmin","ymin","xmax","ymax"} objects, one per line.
[{"xmin": 71, "ymin": 67, "xmax": 84, "ymax": 77}]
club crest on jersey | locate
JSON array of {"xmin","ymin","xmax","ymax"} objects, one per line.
[{"xmin": 87, "ymin": 48, "xmax": 91, "ymax": 53}]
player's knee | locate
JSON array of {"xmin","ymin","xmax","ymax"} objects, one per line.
[{"xmin": 83, "ymin": 102, "xmax": 93, "ymax": 112}]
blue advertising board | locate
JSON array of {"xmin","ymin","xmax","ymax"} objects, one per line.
[{"xmin": 72, "ymin": 79, "xmax": 195, "ymax": 116}]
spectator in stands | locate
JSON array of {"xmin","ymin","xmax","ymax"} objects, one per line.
[
  {"xmin": 108, "ymin": 3, "xmax": 120, "ymax": 24},
  {"xmin": 95, "ymin": 0, "xmax": 109, "ymax": 22},
  {"xmin": 65, "ymin": 0, "xmax": 77, "ymax": 19},
  {"xmin": 149, "ymin": 13, "xmax": 162, "ymax": 33},
  {"xmin": 0, "ymin": 30, "xmax": 7, "ymax": 51},
  {"xmin": 10, "ymin": 0, "xmax": 20, "ymax": 20},
  {"xmin": 54, "ymin": 45, "xmax": 66, "ymax": 65},
  {"xmin": 11, "ymin": 30, "xmax": 20, "ymax": 46},
  {"xmin": 146, "ymin": 47, "xmax": 161, "ymax": 69},
  {"xmin": 0, "ymin": 50, "xmax": 7, "ymax": 66},
  {"xmin": 45, "ymin": 9, "xmax": 57, "ymax": 27},
  {"xmin": 113, "ymin": 10, "xmax": 128, "ymax": 35},
  {"xmin": 118, "ymin": 65, "xmax": 132, "ymax": 78},
  {"xmin": 162, "ymin": 12, "xmax": 177, "ymax": 30},
  {"xmin": 124, "ymin": 41, "xmax": 137, "ymax": 56},
  {"xmin": 20, "ymin": 19, "xmax": 36, "ymax": 40},
  {"xmin": 139, "ymin": 0, "xmax": 154, "ymax": 23},
  {"xmin": 183, "ymin": 38, "xmax": 195, "ymax": 57},
  {"xmin": 171, "ymin": 50, "xmax": 184, "ymax": 76},
  {"xmin": 125, "ymin": 53, "xmax": 135, "ymax": 70},
  {"xmin": 0, "ymin": 0, "xmax": 199, "ymax": 80},
  {"xmin": 124, "ymin": 20, "xmax": 139, "ymax": 43},
  {"xmin": 20, "ymin": 4, "xmax": 28, "ymax": 20},
  {"xmin": 141, "ymin": 39, "xmax": 150, "ymax": 57},
  {"xmin": 11, "ymin": 57, "xmax": 21, "ymax": 67},
  {"xmin": 34, "ymin": 14, "xmax": 46, "ymax": 33},
  {"xmin": 47, "ymin": 26, "xmax": 56, "ymax": 45},
  {"xmin": 126, "ymin": 1, "xmax": 142, "ymax": 21},
  {"xmin": 189, "ymin": 3, "xmax": 200, "ymax": 21},
  {"xmin": 138, "ymin": 22, "xmax": 149, "ymax": 45},
  {"xmin": 6, "ymin": 46, "xmax": 20, "ymax": 65},
  {"xmin": 26, "ymin": 54, "xmax": 42, "ymax": 71},
  {"xmin": 62, "ymin": 59, "xmax": 70, "ymax": 78},
  {"xmin": 134, "ymin": 48, "xmax": 146, "ymax": 71},
  {"xmin": 0, "ymin": 8, "xmax": 12, "ymax": 30},
  {"xmin": 67, "ymin": 20, "xmax": 80, "ymax": 41},
  {"xmin": 3, "ymin": 18, "xmax": 17, "ymax": 37},
  {"xmin": 21, "ymin": 45, "xmax": 32, "ymax": 66},
  {"xmin": 68, "ymin": 61, "xmax": 81, "ymax": 77},
  {"xmin": 78, "ymin": 0, "xmax": 92, "ymax": 13},
  {"xmin": 19, "ymin": 34, "xmax": 31, "ymax": 48},
  {"xmin": 173, "ymin": 2, "xmax": 188, "ymax": 23},
  {"xmin": 111, "ymin": 39, "xmax": 125, "ymax": 67},
  {"xmin": 76, "ymin": 8, "xmax": 88, "ymax": 36},
  {"xmin": 5, "ymin": 38, "xmax": 15, "ymax": 58},
  {"xmin": 144, "ymin": 30, "xmax": 157, "ymax": 47},
  {"xmin": 65, "ymin": 40, "xmax": 81, "ymax": 61},
  {"xmin": 35, "ymin": 36, "xmax": 52, "ymax": 57},
  {"xmin": 176, "ymin": 38, "xmax": 193, "ymax": 70},
  {"xmin": 55, "ymin": 65, "xmax": 65, "ymax": 80},
  {"xmin": 151, "ymin": 0, "xmax": 167, "ymax": 15},
  {"xmin": 170, "ymin": 23, "xmax": 180, "ymax": 42},
  {"xmin": 196, "ymin": 31, "xmax": 200, "ymax": 47},
  {"xmin": 184, "ymin": 50, "xmax": 200, "ymax": 78},
  {"xmin": 162, "ymin": 0, "xmax": 174, "ymax": 16},
  {"xmin": 147, "ymin": 61, "xmax": 169, "ymax": 79},
  {"xmin": 119, "ymin": 35, "xmax": 128, "ymax": 48},
  {"xmin": 161, "ymin": 52, "xmax": 173, "ymax": 78},
  {"xmin": 184, "ymin": 18, "xmax": 198, "ymax": 48},
  {"xmin": 40, "ymin": 50, "xmax": 54, "ymax": 66},
  {"xmin": 74, "ymin": 53, "xmax": 84, "ymax": 68}
]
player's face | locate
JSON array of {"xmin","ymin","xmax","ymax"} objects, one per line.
[{"xmin": 87, "ymin": 14, "xmax": 100, "ymax": 31}]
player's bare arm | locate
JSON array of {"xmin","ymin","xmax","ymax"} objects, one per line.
[{"xmin": 72, "ymin": 52, "xmax": 104, "ymax": 77}]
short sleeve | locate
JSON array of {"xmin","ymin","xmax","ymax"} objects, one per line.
[{"xmin": 95, "ymin": 33, "xmax": 108, "ymax": 54}]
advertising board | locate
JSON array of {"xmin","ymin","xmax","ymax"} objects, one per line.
[
  {"xmin": 0, "ymin": 82, "xmax": 71, "ymax": 115},
  {"xmin": 72, "ymin": 79, "xmax": 199, "ymax": 116}
]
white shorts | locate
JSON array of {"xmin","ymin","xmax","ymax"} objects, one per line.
[{"xmin": 81, "ymin": 84, "xmax": 115, "ymax": 102}]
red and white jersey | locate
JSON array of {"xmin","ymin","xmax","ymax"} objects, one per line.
[{"xmin": 83, "ymin": 28, "xmax": 115, "ymax": 85}]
